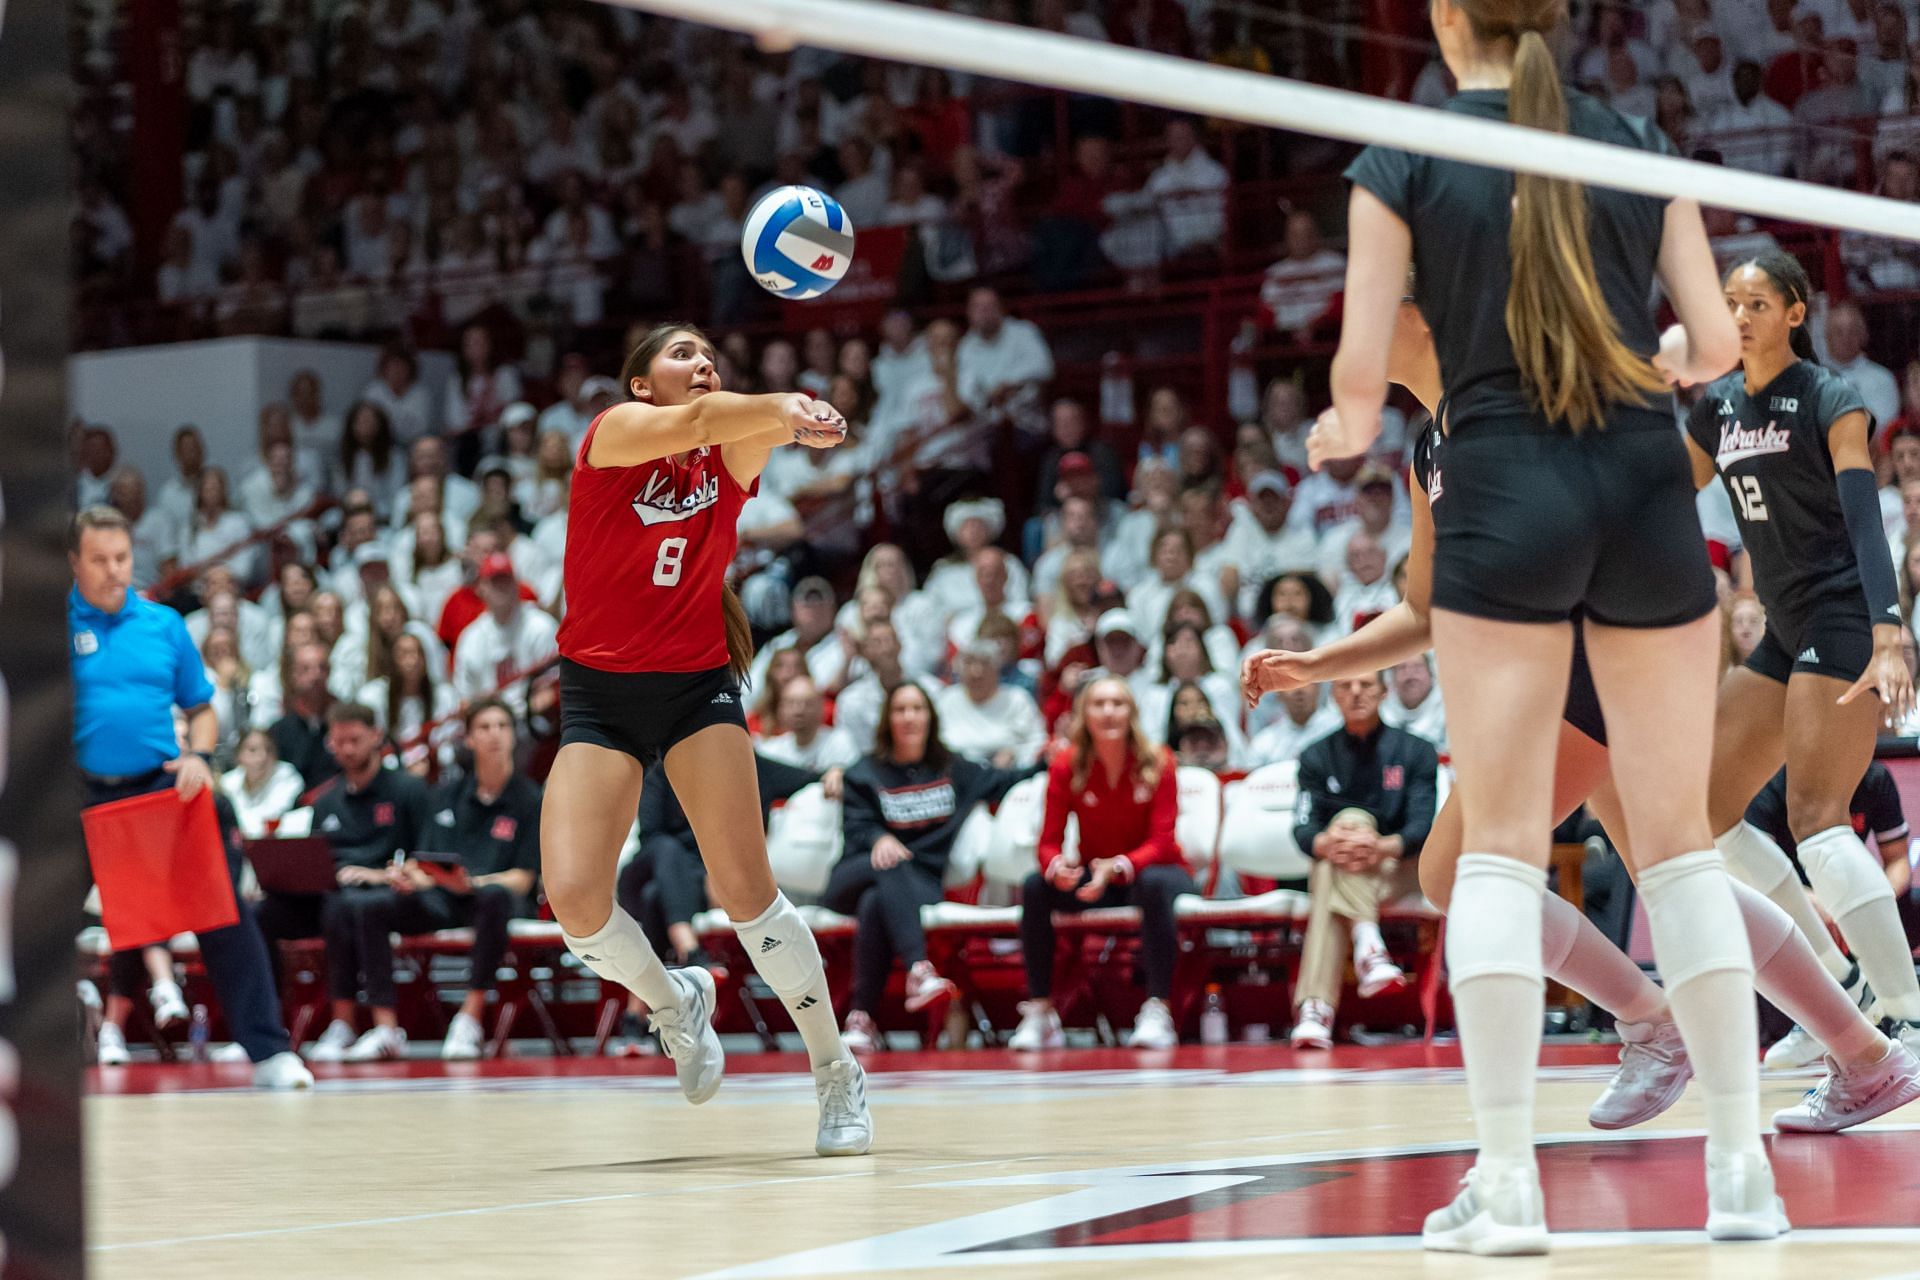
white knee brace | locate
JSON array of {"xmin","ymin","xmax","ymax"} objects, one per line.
[
  {"xmin": 1639, "ymin": 850, "xmax": 1752, "ymax": 989},
  {"xmin": 1445, "ymin": 855, "xmax": 1547, "ymax": 987},
  {"xmin": 1798, "ymin": 826, "xmax": 1896, "ymax": 920},
  {"xmin": 1713, "ymin": 822, "xmax": 1797, "ymax": 894},
  {"xmin": 732, "ymin": 892, "xmax": 824, "ymax": 999}
]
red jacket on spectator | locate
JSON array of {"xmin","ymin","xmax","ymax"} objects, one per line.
[{"xmin": 1036, "ymin": 745, "xmax": 1184, "ymax": 881}]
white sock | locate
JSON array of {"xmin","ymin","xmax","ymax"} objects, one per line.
[
  {"xmin": 732, "ymin": 893, "xmax": 850, "ymax": 1069},
  {"xmin": 1351, "ymin": 920, "xmax": 1385, "ymax": 959},
  {"xmin": 1639, "ymin": 851, "xmax": 1763, "ymax": 1160},
  {"xmin": 1447, "ymin": 854, "xmax": 1547, "ymax": 1176},
  {"xmin": 563, "ymin": 906, "xmax": 680, "ymax": 1012},
  {"xmin": 1799, "ymin": 825, "xmax": 1920, "ymax": 1021},
  {"xmin": 1715, "ymin": 822, "xmax": 1852, "ymax": 982}
]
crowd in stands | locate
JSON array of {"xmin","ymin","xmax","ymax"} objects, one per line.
[{"xmin": 68, "ymin": 0, "xmax": 1920, "ymax": 1059}]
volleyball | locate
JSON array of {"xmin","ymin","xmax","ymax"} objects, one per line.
[{"xmin": 741, "ymin": 185, "xmax": 856, "ymax": 301}]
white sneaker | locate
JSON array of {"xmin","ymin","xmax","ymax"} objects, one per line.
[
  {"xmin": 1706, "ymin": 1148, "xmax": 1789, "ymax": 1240},
  {"xmin": 1763, "ymin": 1024, "xmax": 1827, "ymax": 1071},
  {"xmin": 1291, "ymin": 999, "xmax": 1334, "ymax": 1050},
  {"xmin": 252, "ymin": 1051, "xmax": 314, "ymax": 1090},
  {"xmin": 842, "ymin": 1010, "xmax": 881, "ymax": 1055},
  {"xmin": 342, "ymin": 1024, "xmax": 407, "ymax": 1062},
  {"xmin": 1773, "ymin": 1041, "xmax": 1920, "ymax": 1133},
  {"xmin": 305, "ymin": 1019, "xmax": 358, "ymax": 1063},
  {"xmin": 1423, "ymin": 1165, "xmax": 1549, "ymax": 1255},
  {"xmin": 648, "ymin": 967, "xmax": 725, "ymax": 1104},
  {"xmin": 1125, "ymin": 997, "xmax": 1179, "ymax": 1050},
  {"xmin": 903, "ymin": 961, "xmax": 959, "ymax": 1015},
  {"xmin": 1354, "ymin": 945, "xmax": 1407, "ymax": 999},
  {"xmin": 1588, "ymin": 1018, "xmax": 1692, "ymax": 1130},
  {"xmin": 813, "ymin": 1057, "xmax": 874, "ymax": 1156},
  {"xmin": 149, "ymin": 980, "xmax": 188, "ymax": 1029},
  {"xmin": 1008, "ymin": 1001, "xmax": 1064, "ymax": 1052},
  {"xmin": 211, "ymin": 1042, "xmax": 251, "ymax": 1064},
  {"xmin": 97, "ymin": 1022, "xmax": 131, "ymax": 1067},
  {"xmin": 442, "ymin": 1012, "xmax": 485, "ymax": 1062}
]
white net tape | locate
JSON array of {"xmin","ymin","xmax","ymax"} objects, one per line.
[{"xmin": 608, "ymin": 0, "xmax": 1920, "ymax": 243}]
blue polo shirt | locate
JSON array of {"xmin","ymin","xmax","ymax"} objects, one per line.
[{"xmin": 69, "ymin": 587, "xmax": 214, "ymax": 778}]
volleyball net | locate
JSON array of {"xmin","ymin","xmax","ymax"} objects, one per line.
[{"xmin": 606, "ymin": 0, "xmax": 1920, "ymax": 244}]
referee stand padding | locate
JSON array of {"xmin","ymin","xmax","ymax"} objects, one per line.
[{"xmin": 76, "ymin": 762, "xmax": 1491, "ymax": 1056}]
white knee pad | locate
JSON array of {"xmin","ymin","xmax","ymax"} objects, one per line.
[
  {"xmin": 732, "ymin": 892, "xmax": 824, "ymax": 999},
  {"xmin": 1713, "ymin": 822, "xmax": 1797, "ymax": 894},
  {"xmin": 1445, "ymin": 854, "xmax": 1547, "ymax": 987},
  {"xmin": 1639, "ymin": 850, "xmax": 1752, "ymax": 989},
  {"xmin": 1798, "ymin": 826, "xmax": 1895, "ymax": 919}
]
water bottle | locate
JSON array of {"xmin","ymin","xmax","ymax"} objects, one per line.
[
  {"xmin": 188, "ymin": 1004, "xmax": 211, "ymax": 1064},
  {"xmin": 1199, "ymin": 983, "xmax": 1229, "ymax": 1046}
]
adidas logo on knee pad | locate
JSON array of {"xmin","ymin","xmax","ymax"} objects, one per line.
[{"xmin": 761, "ymin": 938, "xmax": 782, "ymax": 954}]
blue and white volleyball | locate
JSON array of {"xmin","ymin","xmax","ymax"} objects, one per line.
[{"xmin": 741, "ymin": 185, "xmax": 855, "ymax": 301}]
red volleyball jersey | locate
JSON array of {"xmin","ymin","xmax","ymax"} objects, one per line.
[{"xmin": 556, "ymin": 410, "xmax": 755, "ymax": 673}]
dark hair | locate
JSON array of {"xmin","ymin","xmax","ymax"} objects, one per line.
[
  {"xmin": 1159, "ymin": 620, "xmax": 1215, "ymax": 681},
  {"xmin": 1456, "ymin": 0, "xmax": 1668, "ymax": 431},
  {"xmin": 463, "ymin": 695, "xmax": 514, "ymax": 733},
  {"xmin": 1258, "ymin": 571, "xmax": 1335, "ymax": 627},
  {"xmin": 873, "ymin": 680, "xmax": 951, "ymax": 771},
  {"xmin": 386, "ymin": 630, "xmax": 438, "ymax": 741},
  {"xmin": 341, "ymin": 399, "xmax": 396, "ymax": 475},
  {"xmin": 618, "ymin": 321, "xmax": 752, "ymax": 681},
  {"xmin": 1164, "ymin": 677, "xmax": 1214, "ymax": 744},
  {"xmin": 326, "ymin": 701, "xmax": 379, "ymax": 730},
  {"xmin": 69, "ymin": 505, "xmax": 130, "ymax": 552},
  {"xmin": 1726, "ymin": 250, "xmax": 1816, "ymax": 360}
]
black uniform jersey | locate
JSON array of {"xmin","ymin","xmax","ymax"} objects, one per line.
[
  {"xmin": 1347, "ymin": 90, "xmax": 1674, "ymax": 437},
  {"xmin": 1745, "ymin": 761, "xmax": 1908, "ymax": 862},
  {"xmin": 1684, "ymin": 361, "xmax": 1872, "ymax": 627}
]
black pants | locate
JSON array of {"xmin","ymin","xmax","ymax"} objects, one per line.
[
  {"xmin": 823, "ymin": 856, "xmax": 946, "ymax": 1014},
  {"xmin": 256, "ymin": 889, "xmax": 358, "ymax": 1003},
  {"xmin": 83, "ymin": 770, "xmax": 291, "ymax": 1063},
  {"xmin": 332, "ymin": 884, "xmax": 522, "ymax": 1008},
  {"xmin": 1020, "ymin": 864, "xmax": 1196, "ymax": 1001},
  {"xmin": 617, "ymin": 834, "xmax": 709, "ymax": 960}
]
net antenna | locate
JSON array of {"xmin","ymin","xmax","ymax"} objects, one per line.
[{"xmin": 608, "ymin": 0, "xmax": 1920, "ymax": 243}]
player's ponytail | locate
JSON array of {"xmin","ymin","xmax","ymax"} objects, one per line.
[
  {"xmin": 1729, "ymin": 250, "xmax": 1817, "ymax": 361},
  {"xmin": 722, "ymin": 583, "xmax": 754, "ymax": 686},
  {"xmin": 1472, "ymin": 0, "xmax": 1667, "ymax": 431}
]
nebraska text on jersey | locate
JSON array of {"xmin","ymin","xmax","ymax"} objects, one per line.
[
  {"xmin": 1717, "ymin": 419, "xmax": 1793, "ymax": 469},
  {"xmin": 633, "ymin": 462, "xmax": 721, "ymax": 526},
  {"xmin": 876, "ymin": 780, "xmax": 958, "ymax": 828}
]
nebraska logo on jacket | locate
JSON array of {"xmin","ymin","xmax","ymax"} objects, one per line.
[{"xmin": 632, "ymin": 460, "xmax": 721, "ymax": 526}]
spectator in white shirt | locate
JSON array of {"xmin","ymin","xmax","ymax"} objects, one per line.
[
  {"xmin": 1223, "ymin": 471, "xmax": 1320, "ymax": 618},
  {"xmin": 760, "ymin": 675, "xmax": 863, "ymax": 772},
  {"xmin": 1127, "ymin": 526, "xmax": 1231, "ymax": 639},
  {"xmin": 835, "ymin": 620, "xmax": 909, "ymax": 756},
  {"xmin": 156, "ymin": 224, "xmax": 219, "ymax": 304},
  {"xmin": 1043, "ymin": 548, "xmax": 1114, "ymax": 668},
  {"xmin": 186, "ymin": 570, "xmax": 279, "ymax": 674},
  {"xmin": 747, "ymin": 576, "xmax": 850, "ymax": 694},
  {"xmin": 1259, "ymin": 209, "xmax": 1347, "ymax": 341},
  {"xmin": 170, "ymin": 179, "xmax": 239, "ymax": 283},
  {"xmin": 1840, "ymin": 152, "xmax": 1920, "ymax": 294},
  {"xmin": 221, "ymin": 728, "xmax": 308, "ymax": 839},
  {"xmin": 1033, "ymin": 492, "xmax": 1127, "ymax": 601},
  {"xmin": 1245, "ymin": 682, "xmax": 1342, "ymax": 767},
  {"xmin": 1137, "ymin": 622, "xmax": 1243, "ymax": 744},
  {"xmin": 925, "ymin": 498, "xmax": 1032, "ymax": 621},
  {"xmin": 404, "ymin": 435, "xmax": 482, "ymax": 532},
  {"xmin": 1678, "ymin": 30, "xmax": 1739, "ymax": 114},
  {"xmin": 945, "ymin": 547, "xmax": 1033, "ymax": 653},
  {"xmin": 1381, "ymin": 655, "xmax": 1448, "ymax": 751},
  {"xmin": 288, "ymin": 368, "xmax": 340, "ymax": 470},
  {"xmin": 935, "ymin": 641, "xmax": 1048, "ymax": 766},
  {"xmin": 238, "ymin": 440, "xmax": 319, "ymax": 561},
  {"xmin": 956, "ymin": 286, "xmax": 1056, "ymax": 443},
  {"xmin": 1330, "ymin": 531, "xmax": 1402, "ymax": 638},
  {"xmin": 1261, "ymin": 378, "xmax": 1316, "ymax": 476},
  {"xmin": 73, "ymin": 426, "xmax": 117, "ymax": 510},
  {"xmin": 1287, "ymin": 453, "xmax": 1410, "ymax": 542},
  {"xmin": 1100, "ymin": 117, "xmax": 1229, "ymax": 270},
  {"xmin": 1703, "ymin": 60, "xmax": 1795, "ymax": 175},
  {"xmin": 182, "ymin": 466, "xmax": 262, "ymax": 588},
  {"xmin": 834, "ymin": 136, "xmax": 894, "ymax": 229},
  {"xmin": 361, "ymin": 345, "xmax": 437, "ymax": 446},
  {"xmin": 1317, "ymin": 463, "xmax": 1412, "ymax": 589},
  {"xmin": 451, "ymin": 554, "xmax": 560, "ymax": 719},
  {"xmin": 1824, "ymin": 300, "xmax": 1903, "ymax": 427},
  {"xmin": 107, "ymin": 467, "xmax": 179, "ymax": 593},
  {"xmin": 1105, "ymin": 457, "xmax": 1183, "ymax": 592}
]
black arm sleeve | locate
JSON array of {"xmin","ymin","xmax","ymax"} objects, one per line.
[{"xmin": 1837, "ymin": 467, "xmax": 1902, "ymax": 627}]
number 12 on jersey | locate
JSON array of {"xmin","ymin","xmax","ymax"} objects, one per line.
[
  {"xmin": 1728, "ymin": 474, "xmax": 1768, "ymax": 522},
  {"xmin": 653, "ymin": 537, "xmax": 689, "ymax": 586}
]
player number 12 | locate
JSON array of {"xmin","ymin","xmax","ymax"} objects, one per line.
[{"xmin": 1729, "ymin": 474, "xmax": 1768, "ymax": 522}]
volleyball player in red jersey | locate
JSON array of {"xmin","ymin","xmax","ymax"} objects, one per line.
[{"xmin": 544, "ymin": 322, "xmax": 872, "ymax": 1157}]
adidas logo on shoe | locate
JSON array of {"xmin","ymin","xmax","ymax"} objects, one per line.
[{"xmin": 760, "ymin": 937, "xmax": 782, "ymax": 954}]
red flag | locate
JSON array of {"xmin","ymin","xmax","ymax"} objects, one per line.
[{"xmin": 80, "ymin": 787, "xmax": 239, "ymax": 949}]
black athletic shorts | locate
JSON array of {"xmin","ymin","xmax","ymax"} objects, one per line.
[
  {"xmin": 1430, "ymin": 423, "xmax": 1717, "ymax": 629},
  {"xmin": 1743, "ymin": 602, "xmax": 1873, "ymax": 685},
  {"xmin": 558, "ymin": 658, "xmax": 747, "ymax": 770},
  {"xmin": 1563, "ymin": 615, "xmax": 1607, "ymax": 745}
]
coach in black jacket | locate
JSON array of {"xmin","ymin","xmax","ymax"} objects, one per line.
[{"xmin": 1289, "ymin": 671, "xmax": 1438, "ymax": 1046}]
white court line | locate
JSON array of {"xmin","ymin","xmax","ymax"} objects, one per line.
[{"xmin": 90, "ymin": 1155, "xmax": 1038, "ymax": 1253}]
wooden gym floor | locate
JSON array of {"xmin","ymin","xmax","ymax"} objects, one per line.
[{"xmin": 86, "ymin": 1044, "xmax": 1920, "ymax": 1279}]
